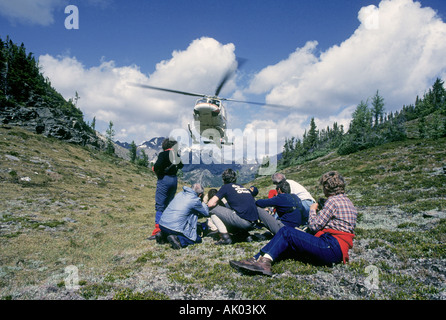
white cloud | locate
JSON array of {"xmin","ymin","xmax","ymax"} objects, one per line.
[
  {"xmin": 0, "ymin": 0, "xmax": 112, "ymax": 26},
  {"xmin": 39, "ymin": 37, "xmax": 238, "ymax": 144},
  {"xmin": 0, "ymin": 0, "xmax": 66, "ymax": 26},
  {"xmin": 243, "ymin": 0, "xmax": 446, "ymax": 148},
  {"xmin": 246, "ymin": 41, "xmax": 319, "ymax": 95}
]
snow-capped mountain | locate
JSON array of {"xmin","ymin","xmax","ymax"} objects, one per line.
[
  {"xmin": 115, "ymin": 137, "xmax": 164, "ymax": 162},
  {"xmin": 137, "ymin": 137, "xmax": 165, "ymax": 161}
]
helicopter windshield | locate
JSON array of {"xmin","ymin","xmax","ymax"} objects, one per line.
[
  {"xmin": 197, "ymin": 98, "xmax": 220, "ymax": 107},
  {"xmin": 210, "ymin": 99, "xmax": 220, "ymax": 107}
]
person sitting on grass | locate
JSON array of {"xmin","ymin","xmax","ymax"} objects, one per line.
[
  {"xmin": 256, "ymin": 180, "xmax": 306, "ymax": 235},
  {"xmin": 270, "ymin": 173, "xmax": 316, "ymax": 218},
  {"xmin": 207, "ymin": 169, "xmax": 259, "ymax": 245},
  {"xmin": 156, "ymin": 183, "xmax": 209, "ymax": 249},
  {"xmin": 229, "ymin": 171, "xmax": 358, "ymax": 276}
]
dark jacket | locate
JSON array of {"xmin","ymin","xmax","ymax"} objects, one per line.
[
  {"xmin": 153, "ymin": 149, "xmax": 184, "ymax": 179},
  {"xmin": 256, "ymin": 193, "xmax": 306, "ymax": 227}
]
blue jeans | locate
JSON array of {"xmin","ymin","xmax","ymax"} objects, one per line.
[
  {"xmin": 155, "ymin": 175, "xmax": 178, "ymax": 225},
  {"xmin": 259, "ymin": 226, "xmax": 343, "ymax": 266},
  {"xmin": 300, "ymin": 199, "xmax": 314, "ymax": 223},
  {"xmin": 159, "ymin": 225, "xmax": 202, "ymax": 248}
]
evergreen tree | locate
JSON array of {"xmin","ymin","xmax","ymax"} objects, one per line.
[
  {"xmin": 418, "ymin": 117, "xmax": 427, "ymax": 139},
  {"xmin": 306, "ymin": 117, "xmax": 319, "ymax": 151},
  {"xmin": 431, "ymin": 115, "xmax": 443, "ymax": 140},
  {"xmin": 338, "ymin": 100, "xmax": 373, "ymax": 155},
  {"xmin": 74, "ymin": 91, "xmax": 80, "ymax": 107},
  {"xmin": 350, "ymin": 100, "xmax": 372, "ymax": 140},
  {"xmin": 431, "ymin": 78, "xmax": 446, "ymax": 114},
  {"xmin": 371, "ymin": 90, "xmax": 385, "ymax": 127},
  {"xmin": 106, "ymin": 121, "xmax": 115, "ymax": 155},
  {"xmin": 0, "ymin": 38, "xmax": 6, "ymax": 99},
  {"xmin": 91, "ymin": 117, "xmax": 96, "ymax": 130},
  {"xmin": 129, "ymin": 141, "xmax": 137, "ymax": 163},
  {"xmin": 137, "ymin": 149, "xmax": 149, "ymax": 167}
]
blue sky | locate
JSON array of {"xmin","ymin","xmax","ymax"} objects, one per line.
[{"xmin": 1, "ymin": 0, "xmax": 446, "ymax": 155}]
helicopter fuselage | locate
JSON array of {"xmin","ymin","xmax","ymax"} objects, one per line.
[{"xmin": 192, "ymin": 97, "xmax": 227, "ymax": 141}]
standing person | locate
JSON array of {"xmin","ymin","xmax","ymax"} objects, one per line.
[
  {"xmin": 230, "ymin": 171, "xmax": 358, "ymax": 276},
  {"xmin": 148, "ymin": 138, "xmax": 183, "ymax": 240},
  {"xmin": 271, "ymin": 173, "xmax": 316, "ymax": 218},
  {"xmin": 157, "ymin": 183, "xmax": 209, "ymax": 249},
  {"xmin": 256, "ymin": 180, "xmax": 306, "ymax": 235},
  {"xmin": 207, "ymin": 169, "xmax": 259, "ymax": 245}
]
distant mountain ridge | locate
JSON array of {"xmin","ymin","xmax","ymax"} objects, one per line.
[{"xmin": 115, "ymin": 137, "xmax": 164, "ymax": 162}]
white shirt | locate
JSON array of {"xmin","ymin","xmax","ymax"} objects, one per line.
[{"xmin": 288, "ymin": 179, "xmax": 315, "ymax": 202}]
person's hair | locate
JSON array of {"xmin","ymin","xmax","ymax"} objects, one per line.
[
  {"xmin": 207, "ymin": 188, "xmax": 218, "ymax": 198},
  {"xmin": 319, "ymin": 171, "xmax": 345, "ymax": 196},
  {"xmin": 271, "ymin": 172, "xmax": 286, "ymax": 184},
  {"xmin": 250, "ymin": 186, "xmax": 259, "ymax": 197},
  {"xmin": 192, "ymin": 183, "xmax": 204, "ymax": 195},
  {"xmin": 276, "ymin": 180, "xmax": 291, "ymax": 194},
  {"xmin": 207, "ymin": 188, "xmax": 225, "ymax": 206},
  {"xmin": 162, "ymin": 138, "xmax": 177, "ymax": 151},
  {"xmin": 222, "ymin": 168, "xmax": 237, "ymax": 184}
]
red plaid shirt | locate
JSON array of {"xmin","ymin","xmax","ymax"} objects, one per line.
[{"xmin": 309, "ymin": 194, "xmax": 357, "ymax": 234}]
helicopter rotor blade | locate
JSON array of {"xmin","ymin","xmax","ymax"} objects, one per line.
[
  {"xmin": 214, "ymin": 58, "xmax": 247, "ymax": 97},
  {"xmin": 221, "ymin": 97, "xmax": 295, "ymax": 109},
  {"xmin": 128, "ymin": 83, "xmax": 206, "ymax": 98}
]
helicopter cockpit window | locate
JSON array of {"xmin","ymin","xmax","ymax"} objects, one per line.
[{"xmin": 210, "ymin": 99, "xmax": 220, "ymax": 107}]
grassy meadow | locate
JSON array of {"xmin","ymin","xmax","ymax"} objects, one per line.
[{"xmin": 1, "ymin": 126, "xmax": 445, "ymax": 300}]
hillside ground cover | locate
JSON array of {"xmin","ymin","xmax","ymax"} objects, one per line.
[{"xmin": 0, "ymin": 126, "xmax": 445, "ymax": 300}]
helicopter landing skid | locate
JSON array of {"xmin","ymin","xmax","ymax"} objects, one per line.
[{"xmin": 188, "ymin": 123, "xmax": 199, "ymax": 144}]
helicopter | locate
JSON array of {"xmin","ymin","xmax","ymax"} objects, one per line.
[{"xmin": 129, "ymin": 60, "xmax": 291, "ymax": 147}]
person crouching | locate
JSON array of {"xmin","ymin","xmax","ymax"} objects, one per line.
[{"xmin": 157, "ymin": 183, "xmax": 209, "ymax": 249}]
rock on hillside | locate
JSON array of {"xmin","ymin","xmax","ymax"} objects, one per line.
[{"xmin": 0, "ymin": 100, "xmax": 100, "ymax": 149}]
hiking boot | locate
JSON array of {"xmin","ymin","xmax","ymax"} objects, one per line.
[
  {"xmin": 167, "ymin": 235, "xmax": 182, "ymax": 250},
  {"xmin": 148, "ymin": 224, "xmax": 161, "ymax": 240},
  {"xmin": 231, "ymin": 256, "xmax": 273, "ymax": 276},
  {"xmin": 232, "ymin": 231, "xmax": 250, "ymax": 243},
  {"xmin": 206, "ymin": 230, "xmax": 220, "ymax": 240},
  {"xmin": 155, "ymin": 231, "xmax": 166, "ymax": 244},
  {"xmin": 229, "ymin": 257, "xmax": 257, "ymax": 271},
  {"xmin": 215, "ymin": 233, "xmax": 232, "ymax": 245}
]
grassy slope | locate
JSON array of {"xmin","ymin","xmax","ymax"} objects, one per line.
[
  {"xmin": 0, "ymin": 126, "xmax": 157, "ymax": 299},
  {"xmin": 1, "ymin": 126, "xmax": 445, "ymax": 300}
]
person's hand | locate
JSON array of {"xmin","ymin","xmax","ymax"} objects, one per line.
[{"xmin": 310, "ymin": 203, "xmax": 318, "ymax": 211}]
